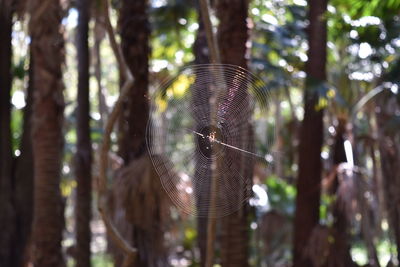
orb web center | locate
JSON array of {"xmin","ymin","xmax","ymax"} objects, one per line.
[{"xmin": 197, "ymin": 125, "xmax": 225, "ymax": 158}]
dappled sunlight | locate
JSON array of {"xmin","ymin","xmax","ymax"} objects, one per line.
[{"xmin": 2, "ymin": 0, "xmax": 400, "ymax": 266}]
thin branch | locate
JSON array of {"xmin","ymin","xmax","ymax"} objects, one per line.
[
  {"xmin": 101, "ymin": 0, "xmax": 131, "ymax": 80},
  {"xmin": 199, "ymin": 0, "xmax": 220, "ymax": 64},
  {"xmin": 93, "ymin": 13, "xmax": 108, "ymax": 126},
  {"xmin": 96, "ymin": 0, "xmax": 136, "ymax": 264},
  {"xmin": 98, "ymin": 78, "xmax": 134, "ymax": 253},
  {"xmin": 351, "ymin": 85, "xmax": 385, "ymax": 119}
]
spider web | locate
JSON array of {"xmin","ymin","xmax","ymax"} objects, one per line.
[{"xmin": 146, "ymin": 64, "xmax": 277, "ymax": 217}]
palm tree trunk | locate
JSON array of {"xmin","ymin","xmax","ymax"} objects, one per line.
[
  {"xmin": 193, "ymin": 4, "xmax": 211, "ymax": 265},
  {"xmin": 117, "ymin": 1, "xmax": 164, "ymax": 266},
  {"xmin": 293, "ymin": 0, "xmax": 327, "ymax": 266},
  {"xmin": 0, "ymin": 0, "xmax": 16, "ymax": 265},
  {"xmin": 216, "ymin": 0, "xmax": 251, "ymax": 266},
  {"xmin": 30, "ymin": 0, "xmax": 66, "ymax": 265},
  {"xmin": 118, "ymin": 0, "xmax": 150, "ymax": 164},
  {"xmin": 375, "ymin": 90, "xmax": 400, "ymax": 264},
  {"xmin": 75, "ymin": 0, "xmax": 92, "ymax": 265}
]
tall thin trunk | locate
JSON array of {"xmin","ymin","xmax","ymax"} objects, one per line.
[
  {"xmin": 75, "ymin": 0, "xmax": 92, "ymax": 265},
  {"xmin": 117, "ymin": 1, "xmax": 162, "ymax": 266},
  {"xmin": 330, "ymin": 122, "xmax": 352, "ymax": 267},
  {"xmin": 94, "ymin": 11, "xmax": 107, "ymax": 127},
  {"xmin": 215, "ymin": 0, "xmax": 251, "ymax": 266},
  {"xmin": 369, "ymin": 114, "xmax": 385, "ymax": 237},
  {"xmin": 118, "ymin": 0, "xmax": 149, "ymax": 164},
  {"xmin": 216, "ymin": 0, "xmax": 250, "ymax": 69},
  {"xmin": 293, "ymin": 1, "xmax": 327, "ymax": 267},
  {"xmin": 376, "ymin": 91, "xmax": 400, "ymax": 264},
  {"xmin": 30, "ymin": 0, "xmax": 66, "ymax": 265},
  {"xmin": 0, "ymin": 0, "xmax": 16, "ymax": 266},
  {"xmin": 13, "ymin": 48, "xmax": 35, "ymax": 267},
  {"xmin": 193, "ymin": 4, "xmax": 210, "ymax": 265},
  {"xmin": 274, "ymin": 96, "xmax": 284, "ymax": 178}
]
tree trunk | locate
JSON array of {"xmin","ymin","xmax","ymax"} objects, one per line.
[
  {"xmin": 13, "ymin": 48, "xmax": 35, "ymax": 267},
  {"xmin": 118, "ymin": 0, "xmax": 150, "ymax": 164},
  {"xmin": 274, "ymin": 96, "xmax": 284, "ymax": 178},
  {"xmin": 117, "ymin": 1, "xmax": 163, "ymax": 266},
  {"xmin": 215, "ymin": 1, "xmax": 251, "ymax": 266},
  {"xmin": 193, "ymin": 4, "xmax": 210, "ymax": 265},
  {"xmin": 375, "ymin": 91, "xmax": 400, "ymax": 265},
  {"xmin": 0, "ymin": 0, "xmax": 16, "ymax": 266},
  {"xmin": 293, "ymin": 1, "xmax": 327, "ymax": 267},
  {"xmin": 75, "ymin": 0, "xmax": 92, "ymax": 265},
  {"xmin": 93, "ymin": 11, "xmax": 107, "ymax": 127},
  {"xmin": 30, "ymin": 0, "xmax": 66, "ymax": 265}
]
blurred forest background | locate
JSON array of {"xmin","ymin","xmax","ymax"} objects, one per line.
[{"xmin": 1, "ymin": 0, "xmax": 400, "ymax": 266}]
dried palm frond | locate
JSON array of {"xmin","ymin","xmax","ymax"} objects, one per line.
[
  {"xmin": 260, "ymin": 210, "xmax": 291, "ymax": 263},
  {"xmin": 336, "ymin": 164, "xmax": 380, "ymax": 265},
  {"xmin": 109, "ymin": 153, "xmax": 188, "ymax": 266},
  {"xmin": 336, "ymin": 163, "xmax": 358, "ymax": 219},
  {"xmin": 304, "ymin": 225, "xmax": 330, "ymax": 267},
  {"xmin": 113, "ymin": 154, "xmax": 171, "ymax": 229}
]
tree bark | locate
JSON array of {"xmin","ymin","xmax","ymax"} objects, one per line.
[
  {"xmin": 30, "ymin": 0, "xmax": 66, "ymax": 265},
  {"xmin": 75, "ymin": 0, "xmax": 92, "ymax": 265},
  {"xmin": 376, "ymin": 91, "xmax": 400, "ymax": 265},
  {"xmin": 193, "ymin": 3, "xmax": 211, "ymax": 265},
  {"xmin": 215, "ymin": 1, "xmax": 251, "ymax": 266},
  {"xmin": 118, "ymin": 0, "xmax": 150, "ymax": 164},
  {"xmin": 216, "ymin": 0, "xmax": 250, "ymax": 69},
  {"xmin": 293, "ymin": 1, "xmax": 327, "ymax": 267},
  {"xmin": 117, "ymin": 1, "xmax": 162, "ymax": 266},
  {"xmin": 0, "ymin": 0, "xmax": 16, "ymax": 266}
]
